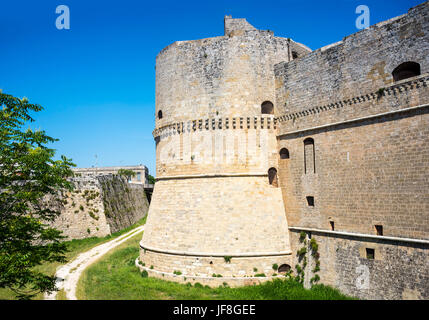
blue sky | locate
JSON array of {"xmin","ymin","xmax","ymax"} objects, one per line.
[{"xmin": 0, "ymin": 0, "xmax": 422, "ymax": 176}]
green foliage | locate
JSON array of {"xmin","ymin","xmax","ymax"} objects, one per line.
[
  {"xmin": 173, "ymin": 271, "xmax": 182, "ymax": 276},
  {"xmin": 0, "ymin": 92, "xmax": 75, "ymax": 299},
  {"xmin": 297, "ymin": 247, "xmax": 307, "ymax": 257},
  {"xmin": 377, "ymin": 87, "xmax": 385, "ymax": 97},
  {"xmin": 211, "ymin": 274, "xmax": 222, "ymax": 278},
  {"xmin": 272, "ymin": 263, "xmax": 279, "ymax": 271},
  {"xmin": 309, "ymin": 238, "xmax": 321, "ymax": 285},
  {"xmin": 310, "ymin": 238, "xmax": 318, "ymax": 255},
  {"xmin": 223, "ymin": 256, "xmax": 232, "ymax": 263},
  {"xmin": 147, "ymin": 175, "xmax": 155, "ymax": 185},
  {"xmin": 299, "ymin": 231, "xmax": 306, "ymax": 243},
  {"xmin": 117, "ymin": 169, "xmax": 136, "ymax": 180},
  {"xmin": 253, "ymin": 267, "xmax": 258, "ymax": 272},
  {"xmin": 141, "ymin": 270, "xmax": 148, "ymax": 278},
  {"xmin": 254, "ymin": 273, "xmax": 266, "ymax": 277},
  {"xmin": 77, "ymin": 234, "xmax": 354, "ymax": 300},
  {"xmin": 88, "ymin": 211, "xmax": 99, "ymax": 221},
  {"xmin": 310, "ymin": 274, "xmax": 320, "ymax": 284}
]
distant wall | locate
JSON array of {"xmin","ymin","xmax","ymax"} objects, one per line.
[
  {"xmin": 99, "ymin": 175, "xmax": 149, "ymax": 234},
  {"xmin": 51, "ymin": 174, "xmax": 149, "ymax": 240}
]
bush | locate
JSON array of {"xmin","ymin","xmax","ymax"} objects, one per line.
[{"xmin": 141, "ymin": 270, "xmax": 148, "ymax": 278}]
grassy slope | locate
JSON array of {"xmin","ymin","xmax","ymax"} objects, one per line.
[
  {"xmin": 0, "ymin": 216, "xmax": 147, "ymax": 300},
  {"xmin": 77, "ymin": 234, "xmax": 354, "ymax": 300}
]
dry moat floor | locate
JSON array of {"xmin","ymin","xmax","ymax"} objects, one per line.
[
  {"xmin": 76, "ymin": 233, "xmax": 354, "ymax": 300},
  {"xmin": 0, "ymin": 218, "xmax": 353, "ymax": 300}
]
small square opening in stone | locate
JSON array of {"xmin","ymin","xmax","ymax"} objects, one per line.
[
  {"xmin": 330, "ymin": 221, "xmax": 335, "ymax": 231},
  {"xmin": 375, "ymin": 225, "xmax": 383, "ymax": 236},
  {"xmin": 366, "ymin": 248, "xmax": 375, "ymax": 260},
  {"xmin": 306, "ymin": 196, "xmax": 314, "ymax": 207}
]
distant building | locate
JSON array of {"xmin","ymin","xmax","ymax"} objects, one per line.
[{"xmin": 73, "ymin": 165, "xmax": 150, "ymax": 186}]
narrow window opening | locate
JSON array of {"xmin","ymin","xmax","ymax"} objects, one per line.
[
  {"xmin": 330, "ymin": 221, "xmax": 335, "ymax": 231},
  {"xmin": 292, "ymin": 51, "xmax": 298, "ymax": 59},
  {"xmin": 268, "ymin": 167, "xmax": 278, "ymax": 187},
  {"xmin": 304, "ymin": 138, "xmax": 315, "ymax": 174},
  {"xmin": 366, "ymin": 248, "xmax": 375, "ymax": 260},
  {"xmin": 261, "ymin": 101, "xmax": 274, "ymax": 115},
  {"xmin": 158, "ymin": 110, "xmax": 163, "ymax": 119},
  {"xmin": 375, "ymin": 225, "xmax": 383, "ymax": 236},
  {"xmin": 279, "ymin": 148, "xmax": 290, "ymax": 159},
  {"xmin": 278, "ymin": 264, "xmax": 291, "ymax": 273},
  {"xmin": 392, "ymin": 61, "xmax": 420, "ymax": 82},
  {"xmin": 306, "ymin": 196, "xmax": 314, "ymax": 207}
]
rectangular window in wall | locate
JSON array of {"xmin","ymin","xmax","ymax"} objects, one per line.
[
  {"xmin": 304, "ymin": 138, "xmax": 315, "ymax": 174},
  {"xmin": 137, "ymin": 172, "xmax": 141, "ymax": 182},
  {"xmin": 366, "ymin": 248, "xmax": 375, "ymax": 260},
  {"xmin": 375, "ymin": 225, "xmax": 383, "ymax": 236}
]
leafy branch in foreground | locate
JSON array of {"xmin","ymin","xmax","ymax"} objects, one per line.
[{"xmin": 0, "ymin": 92, "xmax": 75, "ymax": 299}]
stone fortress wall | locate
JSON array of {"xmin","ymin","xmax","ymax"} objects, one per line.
[
  {"xmin": 141, "ymin": 1, "xmax": 429, "ymax": 298},
  {"xmin": 141, "ymin": 16, "xmax": 311, "ymax": 280},
  {"xmin": 51, "ymin": 170, "xmax": 150, "ymax": 240},
  {"xmin": 275, "ymin": 2, "xmax": 429, "ymax": 299}
]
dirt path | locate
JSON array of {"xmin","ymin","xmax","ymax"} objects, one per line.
[{"xmin": 45, "ymin": 225, "xmax": 145, "ymax": 300}]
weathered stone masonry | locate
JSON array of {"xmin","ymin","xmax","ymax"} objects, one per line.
[
  {"xmin": 141, "ymin": 1, "xmax": 429, "ymax": 298},
  {"xmin": 276, "ymin": 2, "xmax": 429, "ymax": 299},
  {"xmin": 51, "ymin": 173, "xmax": 149, "ymax": 240},
  {"xmin": 140, "ymin": 15, "xmax": 310, "ymax": 283}
]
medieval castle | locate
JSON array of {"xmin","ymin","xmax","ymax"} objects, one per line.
[{"xmin": 139, "ymin": 2, "xmax": 429, "ymax": 300}]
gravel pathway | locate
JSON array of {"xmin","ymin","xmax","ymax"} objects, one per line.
[{"xmin": 44, "ymin": 225, "xmax": 145, "ymax": 300}]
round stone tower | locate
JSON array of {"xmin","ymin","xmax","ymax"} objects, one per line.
[{"xmin": 139, "ymin": 16, "xmax": 311, "ymax": 285}]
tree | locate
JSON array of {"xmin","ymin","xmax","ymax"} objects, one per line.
[
  {"xmin": 0, "ymin": 91, "xmax": 75, "ymax": 299},
  {"xmin": 117, "ymin": 168, "xmax": 136, "ymax": 181},
  {"xmin": 148, "ymin": 174, "xmax": 155, "ymax": 185}
]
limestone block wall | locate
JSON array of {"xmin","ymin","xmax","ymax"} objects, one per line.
[
  {"xmin": 277, "ymin": 108, "xmax": 429, "ymax": 239},
  {"xmin": 274, "ymin": 2, "xmax": 429, "ymax": 300},
  {"xmin": 289, "ymin": 230, "xmax": 429, "ymax": 300},
  {"xmin": 140, "ymin": 175, "xmax": 291, "ymax": 277},
  {"xmin": 142, "ymin": 16, "xmax": 313, "ymax": 282},
  {"xmin": 98, "ymin": 175, "xmax": 149, "ymax": 234},
  {"xmin": 51, "ymin": 174, "xmax": 149, "ymax": 240},
  {"xmin": 275, "ymin": 1, "xmax": 429, "ymax": 127},
  {"xmin": 154, "ymin": 116, "xmax": 279, "ymax": 177},
  {"xmin": 275, "ymin": 1, "xmax": 429, "ymax": 240},
  {"xmin": 155, "ymin": 18, "xmax": 310, "ymax": 129},
  {"xmin": 142, "ymin": 176, "xmax": 290, "ymax": 254}
]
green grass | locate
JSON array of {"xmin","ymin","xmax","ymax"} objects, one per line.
[
  {"xmin": 0, "ymin": 215, "xmax": 147, "ymax": 300},
  {"xmin": 77, "ymin": 234, "xmax": 354, "ymax": 300}
]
